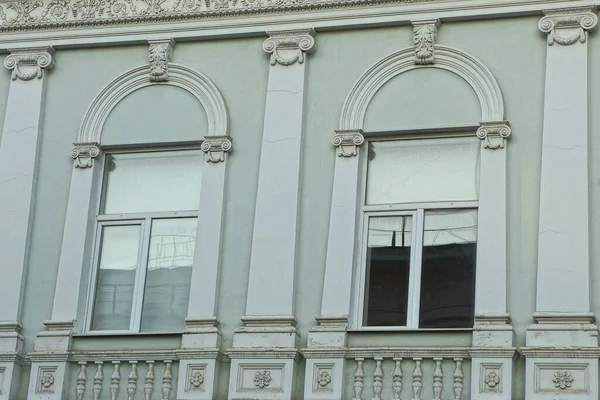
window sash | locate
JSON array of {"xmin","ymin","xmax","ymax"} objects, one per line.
[
  {"xmin": 86, "ymin": 213, "xmax": 197, "ymax": 333},
  {"xmin": 358, "ymin": 205, "xmax": 476, "ymax": 330}
]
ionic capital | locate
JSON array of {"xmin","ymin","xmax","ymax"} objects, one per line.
[
  {"xmin": 4, "ymin": 47, "xmax": 55, "ymax": 81},
  {"xmin": 263, "ymin": 29, "xmax": 315, "ymax": 66},
  {"xmin": 539, "ymin": 7, "xmax": 598, "ymax": 46}
]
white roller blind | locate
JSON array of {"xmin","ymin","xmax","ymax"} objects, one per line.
[
  {"xmin": 423, "ymin": 209, "xmax": 477, "ymax": 246},
  {"xmin": 103, "ymin": 150, "xmax": 203, "ymax": 214},
  {"xmin": 366, "ymin": 137, "xmax": 480, "ymax": 205},
  {"xmin": 368, "ymin": 216, "xmax": 413, "ymax": 248}
]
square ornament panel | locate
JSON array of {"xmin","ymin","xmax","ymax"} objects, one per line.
[
  {"xmin": 526, "ymin": 358, "xmax": 598, "ymax": 400},
  {"xmin": 228, "ymin": 359, "xmax": 296, "ymax": 400},
  {"xmin": 186, "ymin": 364, "xmax": 207, "ymax": 393},
  {"xmin": 535, "ymin": 363, "xmax": 588, "ymax": 394},
  {"xmin": 480, "ymin": 363, "xmax": 502, "ymax": 393},
  {"xmin": 237, "ymin": 363, "xmax": 285, "ymax": 392},
  {"xmin": 312, "ymin": 364, "xmax": 334, "ymax": 392},
  {"xmin": 177, "ymin": 359, "xmax": 218, "ymax": 400},
  {"xmin": 36, "ymin": 366, "xmax": 57, "ymax": 394}
]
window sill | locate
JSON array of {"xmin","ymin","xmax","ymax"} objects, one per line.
[
  {"xmin": 348, "ymin": 327, "xmax": 474, "ymax": 333},
  {"xmin": 73, "ymin": 331, "xmax": 183, "ymax": 337}
]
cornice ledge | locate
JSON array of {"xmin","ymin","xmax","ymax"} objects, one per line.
[
  {"xmin": 521, "ymin": 347, "xmax": 600, "ymax": 358},
  {"xmin": 539, "ymin": 7, "xmax": 598, "ymax": 45},
  {"xmin": 263, "ymin": 29, "xmax": 315, "ymax": 66},
  {"xmin": 227, "ymin": 348, "xmax": 301, "ymax": 361},
  {"xmin": 148, "ymin": 39, "xmax": 175, "ymax": 82},
  {"xmin": 201, "ymin": 135, "xmax": 232, "ymax": 163},
  {"xmin": 302, "ymin": 347, "xmax": 347, "ymax": 359},
  {"xmin": 332, "ymin": 129, "xmax": 365, "ymax": 157},
  {"xmin": 4, "ymin": 46, "xmax": 55, "ymax": 81},
  {"xmin": 70, "ymin": 142, "xmax": 101, "ymax": 168},
  {"xmin": 412, "ymin": 19, "xmax": 440, "ymax": 65},
  {"xmin": 476, "ymin": 121, "xmax": 511, "ymax": 150}
]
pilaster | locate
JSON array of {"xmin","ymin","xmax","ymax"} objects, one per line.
[
  {"xmin": 177, "ymin": 135, "xmax": 231, "ymax": 400},
  {"xmin": 302, "ymin": 130, "xmax": 364, "ymax": 400},
  {"xmin": 228, "ymin": 29, "xmax": 314, "ymax": 400},
  {"xmin": 0, "ymin": 46, "xmax": 54, "ymax": 400},
  {"xmin": 525, "ymin": 7, "xmax": 598, "ymax": 400}
]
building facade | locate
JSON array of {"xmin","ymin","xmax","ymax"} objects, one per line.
[{"xmin": 0, "ymin": 0, "xmax": 597, "ymax": 399}]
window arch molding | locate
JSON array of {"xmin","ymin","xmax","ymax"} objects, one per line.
[
  {"xmin": 78, "ymin": 63, "xmax": 229, "ymax": 144},
  {"xmin": 319, "ymin": 45, "xmax": 511, "ymax": 331},
  {"xmin": 339, "ymin": 45, "xmax": 506, "ymax": 131},
  {"xmin": 46, "ymin": 62, "xmax": 232, "ymax": 334}
]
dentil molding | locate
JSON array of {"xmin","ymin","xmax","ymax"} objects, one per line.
[
  {"xmin": 148, "ymin": 39, "xmax": 175, "ymax": 82},
  {"xmin": 70, "ymin": 142, "xmax": 101, "ymax": 168},
  {"xmin": 332, "ymin": 130, "xmax": 364, "ymax": 157},
  {"xmin": 413, "ymin": 19, "xmax": 439, "ymax": 65},
  {"xmin": 538, "ymin": 7, "xmax": 598, "ymax": 46},
  {"xmin": 263, "ymin": 29, "xmax": 315, "ymax": 66},
  {"xmin": 4, "ymin": 47, "xmax": 55, "ymax": 81},
  {"xmin": 477, "ymin": 121, "xmax": 511, "ymax": 150},
  {"xmin": 201, "ymin": 136, "xmax": 232, "ymax": 162}
]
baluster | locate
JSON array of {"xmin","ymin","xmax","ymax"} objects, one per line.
[
  {"xmin": 372, "ymin": 358, "xmax": 383, "ymax": 399},
  {"xmin": 433, "ymin": 358, "xmax": 443, "ymax": 400},
  {"xmin": 93, "ymin": 362, "xmax": 104, "ymax": 400},
  {"xmin": 145, "ymin": 361, "xmax": 155, "ymax": 400},
  {"xmin": 411, "ymin": 358, "xmax": 422, "ymax": 400},
  {"xmin": 110, "ymin": 361, "xmax": 121, "ymax": 400},
  {"xmin": 392, "ymin": 358, "xmax": 402, "ymax": 399},
  {"xmin": 76, "ymin": 362, "xmax": 87, "ymax": 400},
  {"xmin": 128, "ymin": 361, "xmax": 138, "ymax": 400},
  {"xmin": 453, "ymin": 358, "xmax": 464, "ymax": 400},
  {"xmin": 352, "ymin": 358, "xmax": 364, "ymax": 400},
  {"xmin": 162, "ymin": 360, "xmax": 173, "ymax": 400}
]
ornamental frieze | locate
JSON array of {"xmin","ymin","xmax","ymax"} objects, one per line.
[{"xmin": 0, "ymin": 0, "xmax": 438, "ymax": 31}]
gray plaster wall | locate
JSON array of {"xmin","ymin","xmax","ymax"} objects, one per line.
[{"xmin": 15, "ymin": 16, "xmax": 546, "ymax": 399}]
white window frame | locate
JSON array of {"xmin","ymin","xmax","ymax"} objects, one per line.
[
  {"xmin": 84, "ymin": 146, "xmax": 203, "ymax": 334},
  {"xmin": 352, "ymin": 135, "xmax": 479, "ymax": 331}
]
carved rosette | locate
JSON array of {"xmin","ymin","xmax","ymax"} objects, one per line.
[
  {"xmin": 539, "ymin": 7, "xmax": 598, "ymax": 46},
  {"xmin": 4, "ymin": 47, "xmax": 55, "ymax": 81},
  {"xmin": 263, "ymin": 29, "xmax": 315, "ymax": 66},
  {"xmin": 201, "ymin": 135, "xmax": 232, "ymax": 162},
  {"xmin": 552, "ymin": 371, "xmax": 574, "ymax": 390},
  {"xmin": 332, "ymin": 130, "xmax": 364, "ymax": 157},
  {"xmin": 413, "ymin": 20, "xmax": 440, "ymax": 65},
  {"xmin": 476, "ymin": 121, "xmax": 511, "ymax": 150},
  {"xmin": 71, "ymin": 142, "xmax": 101, "ymax": 168},
  {"xmin": 253, "ymin": 370, "xmax": 271, "ymax": 388},
  {"xmin": 148, "ymin": 39, "xmax": 175, "ymax": 82}
]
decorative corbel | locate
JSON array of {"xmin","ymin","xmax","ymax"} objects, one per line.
[
  {"xmin": 263, "ymin": 29, "xmax": 315, "ymax": 66},
  {"xmin": 332, "ymin": 130, "xmax": 365, "ymax": 157},
  {"xmin": 4, "ymin": 47, "xmax": 55, "ymax": 81},
  {"xmin": 538, "ymin": 7, "xmax": 598, "ymax": 46},
  {"xmin": 148, "ymin": 39, "xmax": 175, "ymax": 82},
  {"xmin": 70, "ymin": 142, "xmax": 101, "ymax": 168},
  {"xmin": 476, "ymin": 122, "xmax": 511, "ymax": 150},
  {"xmin": 201, "ymin": 136, "xmax": 232, "ymax": 163},
  {"xmin": 413, "ymin": 19, "xmax": 440, "ymax": 65}
]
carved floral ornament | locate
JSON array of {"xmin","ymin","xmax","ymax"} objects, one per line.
[
  {"xmin": 538, "ymin": 7, "xmax": 598, "ymax": 46},
  {"xmin": 148, "ymin": 39, "xmax": 174, "ymax": 82},
  {"xmin": 253, "ymin": 370, "xmax": 271, "ymax": 388},
  {"xmin": 413, "ymin": 19, "xmax": 439, "ymax": 65},
  {"xmin": 4, "ymin": 47, "xmax": 55, "ymax": 81},
  {"xmin": 263, "ymin": 29, "xmax": 315, "ymax": 66},
  {"xmin": 552, "ymin": 371, "xmax": 574, "ymax": 390}
]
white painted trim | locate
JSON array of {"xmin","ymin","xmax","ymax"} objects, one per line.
[
  {"xmin": 0, "ymin": 0, "xmax": 596, "ymax": 49},
  {"xmin": 339, "ymin": 45, "xmax": 505, "ymax": 130},
  {"xmin": 78, "ymin": 64, "xmax": 229, "ymax": 144}
]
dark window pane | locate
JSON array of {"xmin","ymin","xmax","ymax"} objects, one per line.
[
  {"xmin": 364, "ymin": 216, "xmax": 412, "ymax": 327},
  {"xmin": 419, "ymin": 210, "xmax": 477, "ymax": 328}
]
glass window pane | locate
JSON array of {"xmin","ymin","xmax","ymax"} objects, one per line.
[
  {"xmin": 91, "ymin": 225, "xmax": 141, "ymax": 331},
  {"xmin": 364, "ymin": 216, "xmax": 412, "ymax": 327},
  {"xmin": 366, "ymin": 137, "xmax": 480, "ymax": 205},
  {"xmin": 103, "ymin": 150, "xmax": 203, "ymax": 214},
  {"xmin": 419, "ymin": 210, "xmax": 477, "ymax": 328},
  {"xmin": 140, "ymin": 218, "xmax": 196, "ymax": 332}
]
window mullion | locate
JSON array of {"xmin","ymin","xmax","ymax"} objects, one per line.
[
  {"xmin": 408, "ymin": 209, "xmax": 425, "ymax": 329},
  {"xmin": 131, "ymin": 218, "xmax": 152, "ymax": 332}
]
